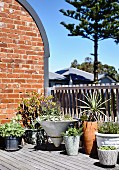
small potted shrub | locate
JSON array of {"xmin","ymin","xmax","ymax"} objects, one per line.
[
  {"xmin": 0, "ymin": 121, "xmax": 25, "ymax": 151},
  {"xmin": 62, "ymin": 127, "xmax": 83, "ymax": 156},
  {"xmin": 18, "ymin": 92, "xmax": 45, "ymax": 145},
  {"xmin": 98, "ymin": 146, "xmax": 118, "ymax": 166},
  {"xmin": 95, "ymin": 121, "xmax": 119, "ymax": 148}
]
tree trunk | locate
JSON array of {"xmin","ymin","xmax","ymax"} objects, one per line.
[{"xmin": 94, "ymin": 33, "xmax": 98, "ymax": 83}]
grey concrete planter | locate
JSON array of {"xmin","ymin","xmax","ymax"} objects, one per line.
[
  {"xmin": 40, "ymin": 120, "xmax": 77, "ymax": 147},
  {"xmin": 63, "ymin": 136, "xmax": 80, "ymax": 156},
  {"xmin": 98, "ymin": 149, "xmax": 118, "ymax": 166},
  {"xmin": 95, "ymin": 132, "xmax": 119, "ymax": 148}
]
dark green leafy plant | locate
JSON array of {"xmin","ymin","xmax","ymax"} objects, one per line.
[
  {"xmin": 98, "ymin": 122, "xmax": 119, "ymax": 134},
  {"xmin": 0, "ymin": 121, "xmax": 25, "ymax": 137},
  {"xmin": 99, "ymin": 146, "xmax": 117, "ymax": 150},
  {"xmin": 61, "ymin": 127, "xmax": 83, "ymax": 137},
  {"xmin": 78, "ymin": 91, "xmax": 110, "ymax": 121}
]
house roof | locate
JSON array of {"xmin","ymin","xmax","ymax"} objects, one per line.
[
  {"xmin": 49, "ymin": 72, "xmax": 66, "ymax": 80},
  {"xmin": 98, "ymin": 73, "xmax": 117, "ymax": 82},
  {"xmin": 56, "ymin": 67, "xmax": 94, "ymax": 81},
  {"xmin": 50, "ymin": 68, "xmax": 117, "ymax": 83}
]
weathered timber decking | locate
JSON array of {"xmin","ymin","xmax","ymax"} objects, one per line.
[{"xmin": 0, "ymin": 144, "xmax": 119, "ymax": 170}]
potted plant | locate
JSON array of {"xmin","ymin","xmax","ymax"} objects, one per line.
[
  {"xmin": 78, "ymin": 91, "xmax": 109, "ymax": 155},
  {"xmin": 62, "ymin": 127, "xmax": 83, "ymax": 156},
  {"xmin": 37, "ymin": 95, "xmax": 78, "ymax": 147},
  {"xmin": 0, "ymin": 121, "xmax": 25, "ymax": 151},
  {"xmin": 95, "ymin": 121, "xmax": 119, "ymax": 148},
  {"xmin": 18, "ymin": 92, "xmax": 45, "ymax": 145},
  {"xmin": 98, "ymin": 145, "xmax": 118, "ymax": 166}
]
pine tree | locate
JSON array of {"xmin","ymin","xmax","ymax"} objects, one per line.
[{"xmin": 60, "ymin": 0, "xmax": 119, "ymax": 83}]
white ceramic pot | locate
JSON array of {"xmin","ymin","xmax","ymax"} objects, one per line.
[
  {"xmin": 63, "ymin": 136, "xmax": 80, "ymax": 156},
  {"xmin": 95, "ymin": 132, "xmax": 119, "ymax": 148},
  {"xmin": 98, "ymin": 149, "xmax": 118, "ymax": 166}
]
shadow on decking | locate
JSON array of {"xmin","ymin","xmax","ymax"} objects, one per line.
[
  {"xmin": 34, "ymin": 143, "xmax": 67, "ymax": 153},
  {"xmin": 94, "ymin": 162, "xmax": 116, "ymax": 169}
]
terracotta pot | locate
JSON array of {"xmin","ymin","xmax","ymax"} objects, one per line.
[{"xmin": 83, "ymin": 121, "xmax": 98, "ymax": 155}]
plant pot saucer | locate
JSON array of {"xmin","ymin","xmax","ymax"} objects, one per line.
[{"xmin": 5, "ymin": 147, "xmax": 20, "ymax": 151}]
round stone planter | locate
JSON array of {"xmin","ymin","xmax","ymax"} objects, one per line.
[
  {"xmin": 40, "ymin": 120, "xmax": 77, "ymax": 147},
  {"xmin": 95, "ymin": 132, "xmax": 119, "ymax": 148},
  {"xmin": 63, "ymin": 136, "xmax": 80, "ymax": 156},
  {"xmin": 98, "ymin": 149, "xmax": 118, "ymax": 166}
]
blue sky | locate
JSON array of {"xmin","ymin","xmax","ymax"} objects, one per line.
[{"xmin": 27, "ymin": 0, "xmax": 119, "ymax": 72}]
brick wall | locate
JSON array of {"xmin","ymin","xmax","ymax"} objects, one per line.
[{"xmin": 0, "ymin": 0, "xmax": 44, "ymax": 123}]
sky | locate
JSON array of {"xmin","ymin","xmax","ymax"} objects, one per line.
[{"xmin": 27, "ymin": 0, "xmax": 119, "ymax": 73}]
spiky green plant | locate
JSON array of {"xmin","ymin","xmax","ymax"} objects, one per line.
[{"xmin": 78, "ymin": 91, "xmax": 110, "ymax": 121}]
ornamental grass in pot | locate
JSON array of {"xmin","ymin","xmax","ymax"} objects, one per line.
[
  {"xmin": 78, "ymin": 91, "xmax": 110, "ymax": 155},
  {"xmin": 62, "ymin": 127, "xmax": 83, "ymax": 156}
]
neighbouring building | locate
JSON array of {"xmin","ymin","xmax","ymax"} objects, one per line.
[
  {"xmin": 49, "ymin": 67, "xmax": 117, "ymax": 86},
  {"xmin": 0, "ymin": 0, "xmax": 49, "ymax": 123}
]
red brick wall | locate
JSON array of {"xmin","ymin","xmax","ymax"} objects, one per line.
[{"xmin": 0, "ymin": 0, "xmax": 44, "ymax": 123}]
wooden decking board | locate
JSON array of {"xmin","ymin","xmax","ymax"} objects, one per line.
[
  {"xmin": 13, "ymin": 150, "xmax": 75, "ymax": 170},
  {"xmin": 20, "ymin": 145, "xmax": 93, "ymax": 170},
  {"xmin": 0, "ymin": 150, "xmax": 41, "ymax": 170},
  {"xmin": 2, "ymin": 149, "xmax": 63, "ymax": 170},
  {"xmin": 0, "ymin": 164, "xmax": 10, "ymax": 170},
  {"xmin": 24, "ymin": 147, "xmax": 101, "ymax": 170},
  {"xmin": 0, "ymin": 150, "xmax": 48, "ymax": 170},
  {"xmin": 20, "ymin": 145, "xmax": 104, "ymax": 170},
  {"xmin": 16, "ymin": 151, "xmax": 82, "ymax": 170},
  {"xmin": 0, "ymin": 156, "xmax": 19, "ymax": 170},
  {"xmin": 0, "ymin": 144, "xmax": 119, "ymax": 170}
]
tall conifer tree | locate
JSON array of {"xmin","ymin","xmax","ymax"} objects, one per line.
[{"xmin": 60, "ymin": 0, "xmax": 119, "ymax": 82}]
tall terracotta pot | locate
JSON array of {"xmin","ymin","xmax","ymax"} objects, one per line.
[{"xmin": 83, "ymin": 121, "xmax": 98, "ymax": 155}]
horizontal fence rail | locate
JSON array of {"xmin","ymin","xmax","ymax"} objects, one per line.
[{"xmin": 46, "ymin": 83, "xmax": 119, "ymax": 122}]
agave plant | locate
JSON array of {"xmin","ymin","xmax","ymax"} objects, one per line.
[{"xmin": 78, "ymin": 91, "xmax": 110, "ymax": 121}]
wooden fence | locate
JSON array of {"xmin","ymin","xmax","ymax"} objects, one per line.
[{"xmin": 46, "ymin": 83, "xmax": 119, "ymax": 122}]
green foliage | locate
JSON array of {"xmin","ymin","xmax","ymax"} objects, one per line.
[
  {"xmin": 39, "ymin": 96, "xmax": 72, "ymax": 121},
  {"xmin": 98, "ymin": 122, "xmax": 119, "ymax": 134},
  {"xmin": 39, "ymin": 95, "xmax": 62, "ymax": 121},
  {"xmin": 18, "ymin": 92, "xmax": 41, "ymax": 129},
  {"xmin": 18, "ymin": 91, "xmax": 72, "ymax": 123},
  {"xmin": 0, "ymin": 121, "xmax": 25, "ymax": 137},
  {"xmin": 61, "ymin": 127, "xmax": 83, "ymax": 137},
  {"xmin": 60, "ymin": 0, "xmax": 119, "ymax": 43},
  {"xmin": 99, "ymin": 146, "xmax": 117, "ymax": 150},
  {"xmin": 71, "ymin": 58, "xmax": 119, "ymax": 81},
  {"xmin": 78, "ymin": 91, "xmax": 110, "ymax": 121},
  {"xmin": 80, "ymin": 114, "xmax": 88, "ymax": 122},
  {"xmin": 60, "ymin": 0, "xmax": 119, "ymax": 81}
]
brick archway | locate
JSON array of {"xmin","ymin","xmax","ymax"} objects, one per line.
[{"xmin": 0, "ymin": 0, "xmax": 50, "ymax": 123}]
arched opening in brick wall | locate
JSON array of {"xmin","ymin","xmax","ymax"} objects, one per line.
[{"xmin": 0, "ymin": 0, "xmax": 50, "ymax": 123}]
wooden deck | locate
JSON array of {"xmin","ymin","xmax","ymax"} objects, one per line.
[{"xmin": 0, "ymin": 143, "xmax": 119, "ymax": 170}]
